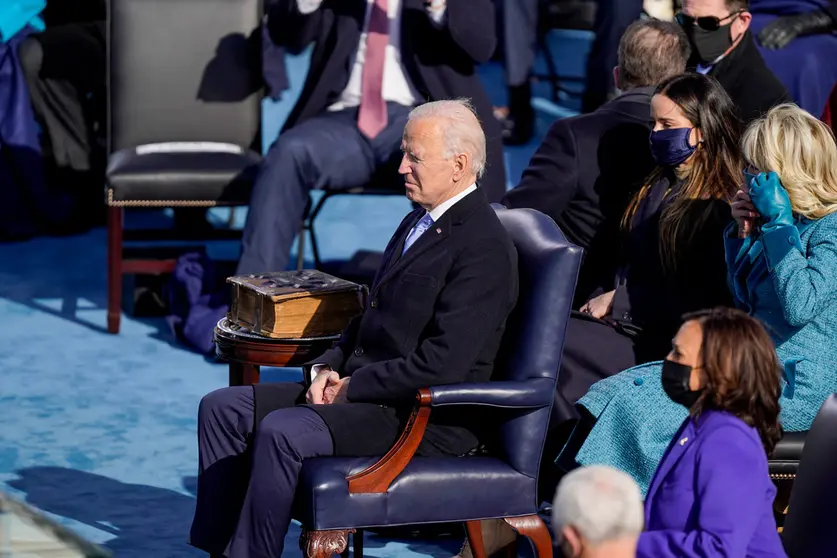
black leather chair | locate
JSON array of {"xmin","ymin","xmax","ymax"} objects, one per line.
[
  {"xmin": 105, "ymin": 0, "xmax": 263, "ymax": 333},
  {"xmin": 781, "ymin": 394, "xmax": 837, "ymax": 557},
  {"xmin": 291, "ymin": 206, "xmax": 582, "ymax": 558}
]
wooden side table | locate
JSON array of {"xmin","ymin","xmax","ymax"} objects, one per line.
[{"xmin": 214, "ymin": 318, "xmax": 340, "ymax": 386}]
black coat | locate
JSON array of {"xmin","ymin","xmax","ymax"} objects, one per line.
[
  {"xmin": 614, "ymin": 172, "xmax": 735, "ymax": 349},
  {"xmin": 266, "ymin": 0, "xmax": 507, "ymax": 202},
  {"xmin": 501, "ymin": 88, "xmax": 656, "ymax": 305},
  {"xmin": 693, "ymin": 31, "xmax": 791, "ymax": 124},
  {"xmin": 255, "ymin": 189, "xmax": 518, "ymax": 457}
]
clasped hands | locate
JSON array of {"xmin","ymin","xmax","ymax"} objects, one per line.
[
  {"xmin": 732, "ymin": 171, "xmax": 794, "ymax": 239},
  {"xmin": 305, "ymin": 368, "xmax": 351, "ymax": 405}
]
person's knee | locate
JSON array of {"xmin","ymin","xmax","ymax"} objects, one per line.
[
  {"xmin": 17, "ymin": 37, "xmax": 43, "ymax": 77},
  {"xmin": 198, "ymin": 387, "xmax": 250, "ymax": 428},
  {"xmin": 256, "ymin": 408, "xmax": 326, "ymax": 456},
  {"xmin": 264, "ymin": 131, "xmax": 312, "ymax": 172}
]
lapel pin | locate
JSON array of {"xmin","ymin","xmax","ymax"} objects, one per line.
[
  {"xmin": 679, "ymin": 437, "xmax": 689, "ymax": 446},
  {"xmin": 436, "ymin": 228, "xmax": 441, "ymax": 234}
]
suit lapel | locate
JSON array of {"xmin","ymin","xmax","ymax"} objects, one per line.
[
  {"xmin": 645, "ymin": 418, "xmax": 696, "ymax": 512},
  {"xmin": 378, "ymin": 213, "xmax": 450, "ymax": 286},
  {"xmin": 376, "ymin": 188, "xmax": 485, "ymax": 289}
]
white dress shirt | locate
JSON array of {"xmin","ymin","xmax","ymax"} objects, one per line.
[
  {"xmin": 310, "ymin": 183, "xmax": 476, "ymax": 381},
  {"xmin": 296, "ymin": 0, "xmax": 447, "ymax": 112}
]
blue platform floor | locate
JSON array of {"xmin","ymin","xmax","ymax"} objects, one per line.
[{"xmin": 0, "ymin": 31, "xmax": 592, "ymax": 557}]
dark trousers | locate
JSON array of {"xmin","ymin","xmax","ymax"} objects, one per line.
[
  {"xmin": 582, "ymin": 0, "xmax": 644, "ymax": 113},
  {"xmin": 237, "ymin": 103, "xmax": 412, "ymax": 275},
  {"xmin": 18, "ymin": 22, "xmax": 105, "ymax": 172},
  {"xmin": 189, "ymin": 386, "xmax": 334, "ymax": 558},
  {"xmin": 502, "ymin": 0, "xmax": 539, "ymax": 87}
]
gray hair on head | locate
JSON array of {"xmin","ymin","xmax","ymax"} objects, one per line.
[
  {"xmin": 552, "ymin": 465, "xmax": 644, "ymax": 546},
  {"xmin": 407, "ymin": 99, "xmax": 487, "ymax": 178}
]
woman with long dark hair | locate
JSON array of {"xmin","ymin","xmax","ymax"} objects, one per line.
[
  {"xmin": 637, "ymin": 307, "xmax": 786, "ymax": 557},
  {"xmin": 553, "ymin": 73, "xmax": 738, "ymax": 429}
]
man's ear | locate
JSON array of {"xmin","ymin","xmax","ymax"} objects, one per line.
[
  {"xmin": 560, "ymin": 525, "xmax": 583, "ymax": 558},
  {"xmin": 733, "ymin": 11, "xmax": 752, "ymax": 41},
  {"xmin": 453, "ymin": 152, "xmax": 469, "ymax": 181}
]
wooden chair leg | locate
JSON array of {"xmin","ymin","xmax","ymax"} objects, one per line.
[
  {"xmin": 107, "ymin": 206, "xmax": 124, "ymax": 334},
  {"xmin": 339, "ymin": 529, "xmax": 363, "ymax": 558},
  {"xmin": 301, "ymin": 529, "xmax": 354, "ymax": 558},
  {"xmin": 504, "ymin": 516, "xmax": 552, "ymax": 558},
  {"xmin": 466, "ymin": 521, "xmax": 488, "ymax": 558}
]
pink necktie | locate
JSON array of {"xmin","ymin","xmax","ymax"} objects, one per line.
[{"xmin": 357, "ymin": 0, "xmax": 389, "ymax": 139}]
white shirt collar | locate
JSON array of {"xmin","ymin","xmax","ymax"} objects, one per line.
[{"xmin": 427, "ymin": 184, "xmax": 477, "ymax": 222}]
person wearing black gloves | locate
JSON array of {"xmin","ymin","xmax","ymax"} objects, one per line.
[
  {"xmin": 677, "ymin": 0, "xmax": 791, "ymax": 123},
  {"xmin": 749, "ymin": 0, "xmax": 837, "ymax": 117}
]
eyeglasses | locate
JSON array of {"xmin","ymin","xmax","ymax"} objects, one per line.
[{"xmin": 675, "ymin": 10, "xmax": 744, "ymax": 31}]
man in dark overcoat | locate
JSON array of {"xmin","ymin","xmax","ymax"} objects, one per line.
[
  {"xmin": 678, "ymin": 0, "xmax": 791, "ymax": 123},
  {"xmin": 189, "ymin": 99, "xmax": 519, "ymax": 558}
]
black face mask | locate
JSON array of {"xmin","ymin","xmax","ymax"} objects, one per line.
[
  {"xmin": 662, "ymin": 359, "xmax": 703, "ymax": 409},
  {"xmin": 686, "ymin": 22, "xmax": 734, "ymax": 64}
]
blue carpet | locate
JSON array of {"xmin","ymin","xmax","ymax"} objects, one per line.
[{"xmin": 0, "ymin": 30, "xmax": 591, "ymax": 557}]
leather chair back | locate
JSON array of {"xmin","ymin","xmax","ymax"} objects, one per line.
[
  {"xmin": 108, "ymin": 0, "xmax": 263, "ymax": 152},
  {"xmin": 492, "ymin": 206, "xmax": 582, "ymax": 477},
  {"xmin": 782, "ymin": 393, "xmax": 837, "ymax": 557}
]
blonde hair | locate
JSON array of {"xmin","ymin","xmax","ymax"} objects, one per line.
[{"xmin": 742, "ymin": 104, "xmax": 837, "ymax": 220}]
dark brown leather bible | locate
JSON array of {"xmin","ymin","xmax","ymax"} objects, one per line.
[{"xmin": 227, "ymin": 270, "xmax": 366, "ymax": 339}]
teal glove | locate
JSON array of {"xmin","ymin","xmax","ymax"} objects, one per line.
[{"xmin": 749, "ymin": 171, "xmax": 794, "ymax": 231}]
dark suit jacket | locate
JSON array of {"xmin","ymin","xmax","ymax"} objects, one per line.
[
  {"xmin": 266, "ymin": 0, "xmax": 507, "ymax": 202},
  {"xmin": 692, "ymin": 31, "xmax": 791, "ymax": 124},
  {"xmin": 501, "ymin": 88, "xmax": 656, "ymax": 305},
  {"xmin": 298, "ymin": 189, "xmax": 518, "ymax": 456}
]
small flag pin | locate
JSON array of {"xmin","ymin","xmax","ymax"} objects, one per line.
[{"xmin": 436, "ymin": 228, "xmax": 441, "ymax": 234}]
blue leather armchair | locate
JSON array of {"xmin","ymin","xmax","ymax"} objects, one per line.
[{"xmin": 292, "ymin": 207, "xmax": 582, "ymax": 558}]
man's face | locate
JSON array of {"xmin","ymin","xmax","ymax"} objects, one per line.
[
  {"xmin": 681, "ymin": 0, "xmax": 751, "ymax": 46},
  {"xmin": 398, "ymin": 118, "xmax": 459, "ymax": 210}
]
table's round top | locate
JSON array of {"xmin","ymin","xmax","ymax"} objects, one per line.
[{"xmin": 214, "ymin": 317, "xmax": 341, "ymax": 344}]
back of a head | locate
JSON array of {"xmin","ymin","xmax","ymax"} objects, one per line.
[
  {"xmin": 618, "ymin": 19, "xmax": 691, "ymax": 91},
  {"xmin": 552, "ymin": 465, "xmax": 644, "ymax": 550}
]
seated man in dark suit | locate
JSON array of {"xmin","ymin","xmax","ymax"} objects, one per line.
[
  {"xmin": 189, "ymin": 99, "xmax": 519, "ymax": 558},
  {"xmin": 501, "ymin": 19, "xmax": 691, "ymax": 307},
  {"xmin": 237, "ymin": 0, "xmax": 508, "ymax": 275}
]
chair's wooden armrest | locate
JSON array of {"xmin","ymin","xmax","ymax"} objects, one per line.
[{"xmin": 346, "ymin": 388, "xmax": 432, "ymax": 493}]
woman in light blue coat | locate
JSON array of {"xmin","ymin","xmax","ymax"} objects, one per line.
[{"xmin": 565, "ymin": 104, "xmax": 837, "ymax": 493}]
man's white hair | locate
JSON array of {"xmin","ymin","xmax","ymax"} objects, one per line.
[
  {"xmin": 407, "ymin": 99, "xmax": 487, "ymax": 178},
  {"xmin": 552, "ymin": 465, "xmax": 644, "ymax": 546}
]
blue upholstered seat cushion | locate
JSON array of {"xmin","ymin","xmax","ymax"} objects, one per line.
[{"xmin": 293, "ymin": 456, "xmax": 537, "ymax": 530}]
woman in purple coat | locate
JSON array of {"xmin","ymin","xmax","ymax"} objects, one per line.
[{"xmin": 637, "ymin": 307, "xmax": 787, "ymax": 558}]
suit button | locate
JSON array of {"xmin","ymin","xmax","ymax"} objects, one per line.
[
  {"xmin": 623, "ymin": 312, "xmax": 631, "ymax": 321},
  {"xmin": 788, "ymin": 236, "xmax": 796, "ymax": 245},
  {"xmin": 370, "ymin": 299, "xmax": 378, "ymax": 308},
  {"xmin": 354, "ymin": 347, "xmax": 363, "ymax": 357},
  {"xmin": 634, "ymin": 378, "xmax": 644, "ymax": 386}
]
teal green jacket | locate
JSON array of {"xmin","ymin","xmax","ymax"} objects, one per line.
[{"xmin": 570, "ymin": 213, "xmax": 837, "ymax": 494}]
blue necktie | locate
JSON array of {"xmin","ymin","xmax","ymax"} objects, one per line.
[{"xmin": 402, "ymin": 213, "xmax": 434, "ymax": 255}]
